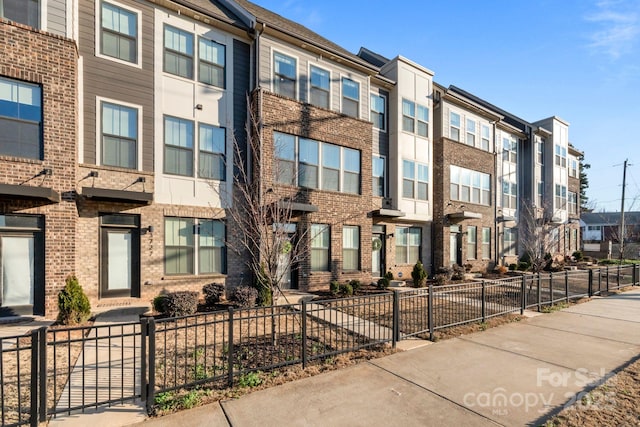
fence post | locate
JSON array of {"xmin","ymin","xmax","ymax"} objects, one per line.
[
  {"xmin": 228, "ymin": 307, "xmax": 235, "ymax": 387},
  {"xmin": 302, "ymin": 301, "xmax": 308, "ymax": 368},
  {"xmin": 392, "ymin": 290, "xmax": 399, "ymax": 347},
  {"xmin": 38, "ymin": 326, "xmax": 47, "ymax": 423},
  {"xmin": 428, "ymin": 284, "xmax": 434, "ymax": 342},
  {"xmin": 549, "ymin": 272, "xmax": 554, "ymax": 305},
  {"xmin": 537, "ymin": 272, "xmax": 542, "ymax": 312},
  {"xmin": 565, "ymin": 271, "xmax": 569, "ymax": 302},
  {"xmin": 146, "ymin": 317, "xmax": 156, "ymax": 413},
  {"xmin": 30, "ymin": 328, "xmax": 39, "ymax": 427},
  {"xmin": 606, "ymin": 266, "xmax": 610, "ymax": 292},
  {"xmin": 588, "ymin": 269, "xmax": 593, "ymax": 297},
  {"xmin": 617, "ymin": 265, "xmax": 621, "ymax": 289},
  {"xmin": 481, "ymin": 281, "xmax": 486, "ymax": 323},
  {"xmin": 634, "ymin": 264, "xmax": 638, "ymax": 286},
  {"xmin": 140, "ymin": 319, "xmax": 148, "ymax": 403},
  {"xmin": 520, "ymin": 275, "xmax": 526, "ymax": 314}
]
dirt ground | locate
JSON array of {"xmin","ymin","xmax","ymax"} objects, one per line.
[{"xmin": 544, "ymin": 356, "xmax": 640, "ymax": 426}]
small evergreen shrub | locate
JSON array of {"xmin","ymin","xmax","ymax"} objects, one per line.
[
  {"xmin": 330, "ymin": 280, "xmax": 340, "ymax": 296},
  {"xmin": 233, "ymin": 286, "xmax": 258, "ymax": 308},
  {"xmin": 435, "ymin": 274, "xmax": 447, "ymax": 286},
  {"xmin": 436, "ymin": 266, "xmax": 453, "ymax": 281},
  {"xmin": 411, "ymin": 260, "xmax": 428, "ymax": 288},
  {"xmin": 349, "ymin": 280, "xmax": 362, "ymax": 294},
  {"xmin": 153, "ymin": 294, "xmax": 168, "ymax": 313},
  {"xmin": 203, "ymin": 283, "xmax": 225, "ymax": 306},
  {"xmin": 509, "ymin": 263, "xmax": 517, "ymax": 271},
  {"xmin": 339, "ymin": 282, "xmax": 353, "ymax": 297},
  {"xmin": 451, "ymin": 264, "xmax": 465, "ymax": 281},
  {"xmin": 572, "ymin": 251, "xmax": 583, "ymax": 261},
  {"xmin": 377, "ymin": 271, "xmax": 394, "ymax": 290},
  {"xmin": 164, "ymin": 291, "xmax": 199, "ymax": 317},
  {"xmin": 517, "ymin": 262, "xmax": 530, "ymax": 271},
  {"xmin": 57, "ymin": 275, "xmax": 91, "ymax": 325}
]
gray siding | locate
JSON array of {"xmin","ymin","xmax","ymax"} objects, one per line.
[
  {"xmin": 371, "ymin": 87, "xmax": 389, "ymax": 158},
  {"xmin": 80, "ymin": 0, "xmax": 155, "ymax": 171},
  {"xmin": 233, "ymin": 39, "xmax": 250, "ymax": 173},
  {"xmin": 46, "ymin": 0, "xmax": 66, "ymax": 36}
]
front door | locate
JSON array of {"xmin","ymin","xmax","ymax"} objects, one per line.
[
  {"xmin": 100, "ymin": 214, "xmax": 140, "ymax": 298},
  {"xmin": 0, "ymin": 215, "xmax": 44, "ymax": 316},
  {"xmin": 449, "ymin": 226, "xmax": 462, "ymax": 266},
  {"xmin": 372, "ymin": 234, "xmax": 385, "ymax": 277}
]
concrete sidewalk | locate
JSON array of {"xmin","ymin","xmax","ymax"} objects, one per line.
[{"xmin": 130, "ymin": 288, "xmax": 640, "ymax": 427}]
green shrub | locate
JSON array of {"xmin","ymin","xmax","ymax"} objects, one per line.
[
  {"xmin": 339, "ymin": 282, "xmax": 353, "ymax": 297},
  {"xmin": 517, "ymin": 262, "xmax": 530, "ymax": 271},
  {"xmin": 202, "ymin": 283, "xmax": 225, "ymax": 306},
  {"xmin": 57, "ymin": 275, "xmax": 91, "ymax": 325},
  {"xmin": 411, "ymin": 260, "xmax": 428, "ymax": 287},
  {"xmin": 348, "ymin": 280, "xmax": 362, "ymax": 294},
  {"xmin": 451, "ymin": 264, "xmax": 465, "ymax": 281},
  {"xmin": 233, "ymin": 286, "xmax": 258, "ymax": 308},
  {"xmin": 508, "ymin": 263, "xmax": 517, "ymax": 271},
  {"xmin": 152, "ymin": 294, "xmax": 168, "ymax": 313},
  {"xmin": 572, "ymin": 251, "xmax": 583, "ymax": 261},
  {"xmin": 377, "ymin": 271, "xmax": 394, "ymax": 289},
  {"xmin": 330, "ymin": 280, "xmax": 340, "ymax": 296},
  {"xmin": 164, "ymin": 291, "xmax": 199, "ymax": 317}
]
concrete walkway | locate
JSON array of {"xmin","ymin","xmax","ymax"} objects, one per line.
[{"xmin": 128, "ymin": 288, "xmax": 640, "ymax": 427}]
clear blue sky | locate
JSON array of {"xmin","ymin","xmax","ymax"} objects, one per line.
[{"xmin": 252, "ymin": 0, "xmax": 640, "ymax": 212}]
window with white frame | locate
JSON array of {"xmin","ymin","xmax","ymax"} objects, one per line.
[
  {"xmin": 481, "ymin": 124, "xmax": 490, "ymax": 151},
  {"xmin": 504, "ymin": 227, "xmax": 517, "ymax": 256},
  {"xmin": 537, "ymin": 181, "xmax": 544, "ymax": 207},
  {"xmin": 569, "ymin": 158, "xmax": 578, "ymax": 178},
  {"xmin": 342, "ymin": 226, "xmax": 360, "ymax": 271},
  {"xmin": 396, "ymin": 226, "xmax": 421, "ymax": 264},
  {"xmin": 555, "ymin": 184, "xmax": 567, "ymax": 210},
  {"xmin": 370, "ymin": 93, "xmax": 386, "ymax": 131},
  {"xmin": 568, "ymin": 191, "xmax": 578, "ymax": 214},
  {"xmin": 402, "ymin": 99, "xmax": 428, "ymax": 137},
  {"xmin": 100, "ymin": 1, "xmax": 137, "ymax": 63},
  {"xmin": 466, "ymin": 226, "xmax": 477, "ymax": 260},
  {"xmin": 101, "ymin": 101, "xmax": 137, "ymax": 169},
  {"xmin": 311, "ymin": 224, "xmax": 330, "ymax": 271},
  {"xmin": 342, "ymin": 78, "xmax": 359, "ymax": 118},
  {"xmin": 165, "ymin": 217, "xmax": 226, "ymax": 275},
  {"xmin": 466, "ymin": 118, "xmax": 476, "ymax": 147},
  {"xmin": 273, "ymin": 52, "xmax": 296, "ymax": 98},
  {"xmin": 198, "ymin": 124, "xmax": 225, "ymax": 180},
  {"xmin": 310, "ymin": 66, "xmax": 330, "ymax": 108},
  {"xmin": 0, "ymin": 77, "xmax": 42, "ymax": 160},
  {"xmin": 164, "ymin": 25, "xmax": 194, "ymax": 79},
  {"xmin": 503, "ymin": 137, "xmax": 517, "ymax": 163},
  {"xmin": 450, "ymin": 111, "xmax": 461, "ymax": 141},
  {"xmin": 502, "ymin": 180, "xmax": 517, "ymax": 209},
  {"xmin": 164, "ymin": 116, "xmax": 194, "ymax": 176},
  {"xmin": 450, "ymin": 165, "xmax": 491, "ymax": 205},
  {"xmin": 0, "ymin": 0, "xmax": 39, "ymax": 28},
  {"xmin": 555, "ymin": 145, "xmax": 567, "ymax": 167},
  {"xmin": 198, "ymin": 38, "xmax": 225, "ymax": 88},
  {"xmin": 481, "ymin": 227, "xmax": 491, "ymax": 259},
  {"xmin": 372, "ymin": 155, "xmax": 385, "ymax": 197},
  {"xmin": 402, "ymin": 160, "xmax": 428, "ymax": 201},
  {"xmin": 537, "ymin": 140, "xmax": 545, "ymax": 164},
  {"xmin": 273, "ymin": 132, "xmax": 361, "ymax": 194}
]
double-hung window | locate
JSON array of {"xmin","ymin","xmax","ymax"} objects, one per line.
[
  {"xmin": 0, "ymin": 0, "xmax": 39, "ymax": 28},
  {"xmin": 321, "ymin": 143, "xmax": 340, "ymax": 191},
  {"xmin": 274, "ymin": 52, "xmax": 296, "ymax": 98},
  {"xmin": 396, "ymin": 226, "xmax": 421, "ymax": 264},
  {"xmin": 555, "ymin": 184, "xmax": 567, "ymax": 210},
  {"xmin": 417, "ymin": 105, "xmax": 429, "ymax": 137},
  {"xmin": 502, "ymin": 180, "xmax": 517, "ymax": 209},
  {"xmin": 165, "ymin": 217, "xmax": 226, "ymax": 275},
  {"xmin": 198, "ymin": 38, "xmax": 225, "ymax": 88},
  {"xmin": 343, "ymin": 148, "xmax": 361, "ymax": 194},
  {"xmin": 0, "ymin": 77, "xmax": 42, "ymax": 159},
  {"xmin": 537, "ymin": 181, "xmax": 544, "ymax": 207},
  {"xmin": 466, "ymin": 226, "xmax": 477, "ymax": 260},
  {"xmin": 164, "ymin": 26, "xmax": 194, "ymax": 79},
  {"xmin": 298, "ymin": 138, "xmax": 319, "ymax": 189},
  {"xmin": 568, "ymin": 191, "xmax": 578, "ymax": 214},
  {"xmin": 466, "ymin": 119, "xmax": 476, "ymax": 147},
  {"xmin": 503, "ymin": 137, "xmax": 517, "ymax": 163},
  {"xmin": 450, "ymin": 166, "xmax": 491, "ymax": 205},
  {"xmin": 341, "ymin": 78, "xmax": 359, "ymax": 118},
  {"xmin": 164, "ymin": 116, "xmax": 194, "ymax": 176},
  {"xmin": 504, "ymin": 228, "xmax": 517, "ymax": 256},
  {"xmin": 402, "ymin": 99, "xmax": 415, "ymax": 133},
  {"xmin": 342, "ymin": 226, "xmax": 360, "ymax": 271},
  {"xmin": 274, "ymin": 132, "xmax": 296, "ymax": 185},
  {"xmin": 370, "ymin": 93, "xmax": 386, "ymax": 131},
  {"xmin": 402, "ymin": 160, "xmax": 428, "ymax": 201},
  {"xmin": 102, "ymin": 102, "xmax": 137, "ymax": 169},
  {"xmin": 310, "ymin": 66, "xmax": 330, "ymax": 108},
  {"xmin": 450, "ymin": 112, "xmax": 461, "ymax": 141},
  {"xmin": 100, "ymin": 2, "xmax": 137, "ymax": 63},
  {"xmin": 481, "ymin": 124, "xmax": 490, "ymax": 151},
  {"xmin": 555, "ymin": 145, "xmax": 567, "ymax": 167},
  {"xmin": 569, "ymin": 159, "xmax": 578, "ymax": 178},
  {"xmin": 372, "ymin": 155, "xmax": 385, "ymax": 197},
  {"xmin": 481, "ymin": 227, "xmax": 491, "ymax": 259},
  {"xmin": 537, "ymin": 140, "xmax": 545, "ymax": 164},
  {"xmin": 198, "ymin": 124, "xmax": 225, "ymax": 180},
  {"xmin": 311, "ymin": 224, "xmax": 330, "ymax": 271}
]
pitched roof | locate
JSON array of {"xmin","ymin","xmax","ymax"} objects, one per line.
[
  {"xmin": 582, "ymin": 211, "xmax": 640, "ymax": 225},
  {"xmin": 231, "ymin": 0, "xmax": 377, "ymax": 70},
  {"xmin": 173, "ymin": 0, "xmax": 248, "ymax": 27}
]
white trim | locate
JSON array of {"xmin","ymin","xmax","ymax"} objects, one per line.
[
  {"xmin": 41, "ymin": 0, "xmax": 48, "ymax": 31},
  {"xmin": 370, "ymin": 92, "xmax": 387, "ymax": 133},
  {"xmin": 340, "ymin": 75, "xmax": 361, "ymax": 119},
  {"xmin": 372, "ymin": 153, "xmax": 387, "ymax": 197},
  {"xmin": 95, "ymin": 96, "xmax": 143, "ymax": 171},
  {"xmin": 307, "ymin": 63, "xmax": 331, "ymax": 109},
  {"xmin": 78, "ymin": 55, "xmax": 84, "ymax": 163},
  {"xmin": 95, "ymin": 0, "xmax": 143, "ymax": 69},
  {"xmin": 271, "ymin": 48, "xmax": 299, "ymax": 100}
]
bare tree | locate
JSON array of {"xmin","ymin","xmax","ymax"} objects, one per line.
[{"xmin": 518, "ymin": 200, "xmax": 562, "ymax": 272}]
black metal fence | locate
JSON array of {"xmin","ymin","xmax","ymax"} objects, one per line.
[{"xmin": 1, "ymin": 264, "xmax": 638, "ymax": 426}]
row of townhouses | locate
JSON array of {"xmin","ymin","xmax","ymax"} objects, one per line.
[{"xmin": 0, "ymin": 0, "xmax": 582, "ymax": 318}]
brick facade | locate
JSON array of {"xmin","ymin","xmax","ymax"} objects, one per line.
[{"xmin": 0, "ymin": 21, "xmax": 78, "ymax": 316}]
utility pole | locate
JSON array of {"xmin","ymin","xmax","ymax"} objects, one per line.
[{"xmin": 619, "ymin": 159, "xmax": 628, "ymax": 261}]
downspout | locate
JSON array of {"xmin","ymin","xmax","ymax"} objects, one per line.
[{"xmin": 493, "ymin": 120, "xmax": 499, "ymax": 267}]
